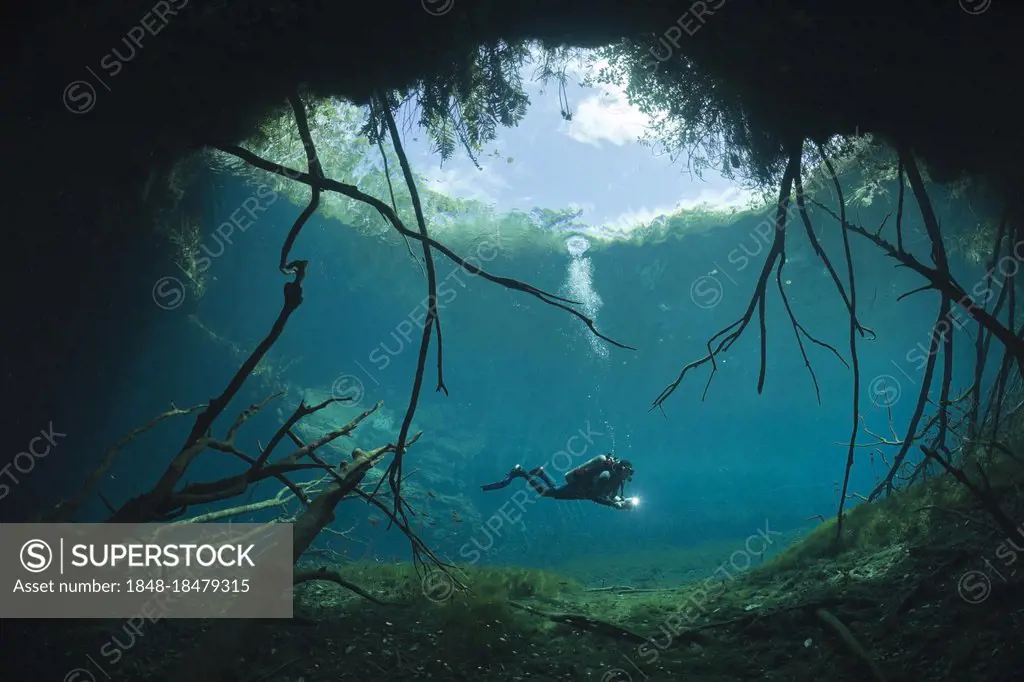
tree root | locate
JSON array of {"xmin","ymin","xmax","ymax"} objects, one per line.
[
  {"xmin": 509, "ymin": 591, "xmax": 894, "ymax": 659},
  {"xmin": 372, "ymin": 93, "xmax": 447, "ymax": 525},
  {"xmin": 918, "ymin": 445, "xmax": 1022, "ymax": 540},
  {"xmin": 294, "ymin": 565, "xmax": 397, "ymax": 607},
  {"xmin": 815, "ymin": 608, "xmax": 886, "ymax": 682},
  {"xmin": 508, "ymin": 601, "xmax": 649, "ymax": 643},
  {"xmin": 43, "ymin": 402, "xmax": 205, "ymax": 522},
  {"xmin": 165, "ymin": 443, "xmax": 405, "ymax": 682},
  {"xmin": 252, "ymin": 656, "xmax": 301, "ymax": 682}
]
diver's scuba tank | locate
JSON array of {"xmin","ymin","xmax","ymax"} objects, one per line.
[{"xmin": 565, "ymin": 454, "xmax": 613, "ymax": 483}]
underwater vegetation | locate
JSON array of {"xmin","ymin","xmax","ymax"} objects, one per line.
[
  {"xmin": 20, "ymin": 449, "xmax": 1020, "ymax": 681},
  {"xmin": 284, "ymin": 448, "xmax": 1024, "ymax": 682}
]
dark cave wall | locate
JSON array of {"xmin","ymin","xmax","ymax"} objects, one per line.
[{"xmin": 11, "ymin": 0, "xmax": 1021, "ymax": 225}]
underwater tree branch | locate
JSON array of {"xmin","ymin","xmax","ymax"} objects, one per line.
[
  {"xmin": 277, "ymin": 93, "xmax": 324, "ymax": 274},
  {"xmin": 116, "ymin": 262, "xmax": 307, "ymax": 523},
  {"xmin": 224, "ymin": 391, "xmax": 283, "ymax": 440},
  {"xmin": 652, "ymin": 142, "xmax": 802, "ymax": 410},
  {"xmin": 975, "ymin": 211, "xmax": 1014, "ymax": 443},
  {"xmin": 215, "ymin": 124, "xmax": 630, "ymax": 552},
  {"xmin": 294, "ymin": 565, "xmax": 397, "ymax": 606},
  {"xmin": 918, "ymin": 445, "xmax": 1020, "ymax": 540},
  {"xmin": 191, "ymin": 392, "xmax": 313, "ymax": 506},
  {"xmin": 290, "ymin": 442, "xmax": 413, "ymax": 562},
  {"xmin": 376, "ymin": 91, "xmax": 448, "ymax": 525},
  {"xmin": 353, "ymin": 487, "xmax": 460, "ymax": 583},
  {"xmin": 173, "ymin": 485, "xmax": 300, "ymax": 524},
  {"xmin": 855, "ymin": 403, "xmax": 950, "ymax": 468},
  {"xmin": 898, "ymin": 144, "xmax": 958, "ymax": 464},
  {"xmin": 812, "ymin": 184, "xmax": 1024, "ymax": 380},
  {"xmin": 810, "ymin": 150, "xmax": 1023, "ymax": 503},
  {"xmin": 114, "ymin": 94, "xmax": 322, "ymax": 523},
  {"xmin": 44, "ymin": 402, "xmax": 206, "ymax": 522},
  {"xmin": 980, "ymin": 345, "xmax": 1015, "ymax": 444},
  {"xmin": 255, "ymin": 395, "xmax": 354, "ymax": 470},
  {"xmin": 369, "ymin": 97, "xmax": 423, "ymax": 275},
  {"xmin": 168, "ymin": 433, "xmax": 356, "ymax": 510},
  {"xmin": 284, "ymin": 425, "xmax": 453, "ymax": 579},
  {"xmin": 145, "ymin": 448, "xmax": 320, "ymax": 511},
  {"xmin": 868, "ymin": 306, "xmax": 943, "ymax": 501},
  {"xmin": 899, "ymin": 146, "xmax": 950, "ymax": 278},
  {"xmin": 378, "ymin": 91, "xmax": 446, "ymax": 398},
  {"xmin": 821, "ymin": 150, "xmax": 864, "ymax": 544},
  {"xmin": 973, "ymin": 439, "xmax": 1024, "ymax": 467},
  {"xmin": 815, "ymin": 608, "xmax": 887, "ymax": 682},
  {"xmin": 774, "ymin": 254, "xmax": 843, "ymax": 404},
  {"xmin": 167, "ymin": 442, "xmax": 406, "ymax": 682},
  {"xmin": 139, "ymin": 282, "xmax": 377, "ymax": 520},
  {"xmin": 855, "ymin": 398, "xmax": 910, "ymax": 449},
  {"xmin": 213, "ymin": 143, "xmax": 633, "ymax": 351},
  {"xmin": 934, "ymin": 295, "xmax": 955, "ymax": 452},
  {"xmin": 508, "ymin": 601, "xmax": 650, "ymax": 643},
  {"xmin": 828, "ymin": 217, "xmax": 1022, "ymax": 365},
  {"xmin": 584, "ymin": 585, "xmax": 678, "ymax": 594},
  {"xmin": 292, "ymin": 446, "xmax": 395, "ymax": 557},
  {"xmin": 894, "ymin": 156, "xmax": 905, "ymax": 252},
  {"xmin": 107, "ymin": 259, "xmax": 302, "ymax": 525},
  {"xmin": 896, "ymin": 284, "xmax": 933, "ymax": 302},
  {"xmin": 896, "ymin": 315, "xmax": 958, "ymax": 491},
  {"xmin": 795, "ymin": 162, "xmax": 872, "ymax": 338},
  {"xmin": 106, "ymin": 289, "xmax": 391, "ymax": 527}
]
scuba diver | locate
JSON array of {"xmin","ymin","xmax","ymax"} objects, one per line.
[{"xmin": 481, "ymin": 454, "xmax": 638, "ymax": 510}]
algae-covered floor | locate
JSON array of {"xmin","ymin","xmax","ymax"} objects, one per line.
[
  {"xmin": 223, "ymin": 468, "xmax": 1024, "ymax": 682},
  {"xmin": 7, "ymin": 471, "xmax": 1023, "ymax": 682},
  {"xmin": 271, "ymin": 538, "xmax": 1020, "ymax": 682}
]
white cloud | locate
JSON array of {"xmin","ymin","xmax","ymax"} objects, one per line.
[
  {"xmin": 521, "ymin": 49, "xmax": 654, "ymax": 147},
  {"xmin": 568, "ymin": 201, "xmax": 597, "ymax": 215},
  {"xmin": 676, "ymin": 185, "xmax": 758, "ymax": 211},
  {"xmin": 599, "ymin": 206, "xmax": 675, "ymax": 236},
  {"xmin": 559, "ymin": 57, "xmax": 653, "ymax": 147},
  {"xmin": 422, "ymin": 163, "xmax": 511, "ymax": 204},
  {"xmin": 562, "ymin": 83, "xmax": 651, "ymax": 147},
  {"xmin": 599, "ymin": 186, "xmax": 758, "ymax": 234}
]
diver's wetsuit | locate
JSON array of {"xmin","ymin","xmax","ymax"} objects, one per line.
[{"xmin": 481, "ymin": 454, "xmax": 634, "ymax": 509}]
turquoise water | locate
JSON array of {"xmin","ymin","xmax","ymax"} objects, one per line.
[{"xmin": 18, "ymin": 157, "xmax": 993, "ymax": 578}]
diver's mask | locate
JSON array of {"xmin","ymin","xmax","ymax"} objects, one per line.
[{"xmin": 614, "ymin": 461, "xmax": 634, "ymax": 482}]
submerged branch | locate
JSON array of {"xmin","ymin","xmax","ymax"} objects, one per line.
[
  {"xmin": 45, "ymin": 403, "xmax": 205, "ymax": 522},
  {"xmin": 294, "ymin": 565, "xmax": 398, "ymax": 606},
  {"xmin": 653, "ymin": 142, "xmax": 803, "ymax": 409},
  {"xmin": 375, "ymin": 93, "xmax": 446, "ymax": 528},
  {"xmin": 109, "ymin": 263, "xmax": 308, "ymax": 523},
  {"xmin": 816, "ymin": 608, "xmax": 887, "ymax": 682},
  {"xmin": 820, "ymin": 148, "xmax": 863, "ymax": 544},
  {"xmin": 508, "ymin": 601, "xmax": 650, "ymax": 643},
  {"xmin": 214, "ymin": 143, "xmax": 633, "ymax": 351}
]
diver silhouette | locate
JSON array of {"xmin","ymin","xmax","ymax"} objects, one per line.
[{"xmin": 481, "ymin": 454, "xmax": 638, "ymax": 510}]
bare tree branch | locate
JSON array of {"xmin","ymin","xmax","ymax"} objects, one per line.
[
  {"xmin": 213, "ymin": 142, "xmax": 634, "ymax": 352},
  {"xmin": 653, "ymin": 142, "xmax": 803, "ymax": 409}
]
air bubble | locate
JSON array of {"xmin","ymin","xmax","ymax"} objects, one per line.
[{"xmin": 565, "ymin": 235, "xmax": 591, "ymax": 258}]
